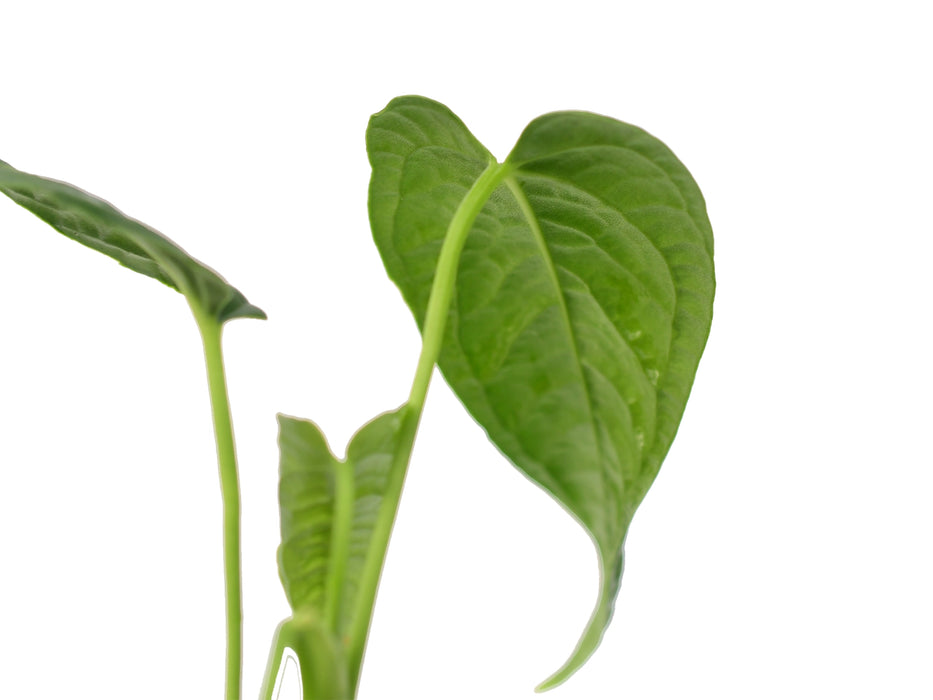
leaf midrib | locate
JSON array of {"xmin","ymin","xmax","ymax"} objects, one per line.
[
  {"xmin": 511, "ymin": 140, "xmax": 714, "ymax": 266},
  {"xmin": 503, "ymin": 174, "xmax": 617, "ymax": 542},
  {"xmin": 510, "ymin": 165, "xmax": 712, "ymax": 457}
]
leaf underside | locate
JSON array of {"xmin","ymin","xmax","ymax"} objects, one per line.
[
  {"xmin": 0, "ymin": 159, "xmax": 264, "ymax": 324},
  {"xmin": 367, "ymin": 96, "xmax": 714, "ymax": 689}
]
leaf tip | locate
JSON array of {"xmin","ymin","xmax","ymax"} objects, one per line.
[
  {"xmin": 217, "ymin": 297, "xmax": 267, "ymax": 324},
  {"xmin": 534, "ymin": 674, "xmax": 565, "ymax": 693},
  {"xmin": 237, "ymin": 302, "xmax": 268, "ymax": 321},
  {"xmin": 534, "ymin": 653, "xmax": 586, "ymax": 693},
  {"xmin": 533, "ymin": 548, "xmax": 625, "ymax": 692}
]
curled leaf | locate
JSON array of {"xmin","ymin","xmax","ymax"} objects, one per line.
[{"xmin": 0, "ymin": 159, "xmax": 264, "ymax": 324}]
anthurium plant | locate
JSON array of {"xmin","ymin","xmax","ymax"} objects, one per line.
[{"xmin": 0, "ymin": 95, "xmax": 714, "ymax": 699}]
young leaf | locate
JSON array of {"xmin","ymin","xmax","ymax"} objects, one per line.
[
  {"xmin": 277, "ymin": 409, "xmax": 401, "ymax": 626},
  {"xmin": 0, "ymin": 159, "xmax": 264, "ymax": 324},
  {"xmin": 367, "ymin": 96, "xmax": 715, "ymax": 689},
  {"xmin": 273, "ymin": 408, "xmax": 405, "ymax": 696}
]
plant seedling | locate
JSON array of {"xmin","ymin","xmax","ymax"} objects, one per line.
[{"xmin": 1, "ymin": 95, "xmax": 714, "ymax": 699}]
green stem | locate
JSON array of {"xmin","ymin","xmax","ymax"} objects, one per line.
[
  {"xmin": 258, "ymin": 623, "xmax": 288, "ymax": 700},
  {"xmin": 344, "ymin": 160, "xmax": 512, "ymax": 695},
  {"xmin": 260, "ymin": 611, "xmax": 349, "ymax": 700},
  {"xmin": 324, "ymin": 461, "xmax": 355, "ymax": 634},
  {"xmin": 194, "ymin": 310, "xmax": 243, "ymax": 700}
]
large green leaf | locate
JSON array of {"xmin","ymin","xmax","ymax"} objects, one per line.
[
  {"xmin": 0, "ymin": 159, "xmax": 264, "ymax": 324},
  {"xmin": 367, "ymin": 96, "xmax": 714, "ymax": 689},
  {"xmin": 276, "ymin": 408, "xmax": 404, "ymax": 645}
]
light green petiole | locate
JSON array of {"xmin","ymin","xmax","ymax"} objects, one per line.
[
  {"xmin": 343, "ymin": 159, "xmax": 513, "ymax": 696},
  {"xmin": 193, "ymin": 308, "xmax": 243, "ymax": 700},
  {"xmin": 259, "ymin": 159, "xmax": 513, "ymax": 700}
]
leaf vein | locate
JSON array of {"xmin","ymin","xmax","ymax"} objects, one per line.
[{"xmin": 504, "ymin": 175, "xmax": 614, "ymax": 538}]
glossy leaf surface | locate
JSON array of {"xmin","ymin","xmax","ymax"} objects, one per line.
[
  {"xmin": 0, "ymin": 159, "xmax": 264, "ymax": 324},
  {"xmin": 368, "ymin": 96, "xmax": 714, "ymax": 688}
]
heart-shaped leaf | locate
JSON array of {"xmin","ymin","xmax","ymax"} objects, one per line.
[
  {"xmin": 367, "ymin": 96, "xmax": 714, "ymax": 689},
  {"xmin": 0, "ymin": 159, "xmax": 264, "ymax": 324}
]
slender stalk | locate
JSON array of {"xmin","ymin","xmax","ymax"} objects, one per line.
[
  {"xmin": 344, "ymin": 160, "xmax": 512, "ymax": 695},
  {"xmin": 260, "ymin": 611, "xmax": 348, "ymax": 699},
  {"xmin": 258, "ymin": 627, "xmax": 288, "ymax": 700},
  {"xmin": 324, "ymin": 461, "xmax": 355, "ymax": 635},
  {"xmin": 194, "ymin": 311, "xmax": 243, "ymax": 700}
]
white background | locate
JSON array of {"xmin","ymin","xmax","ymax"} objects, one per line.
[{"xmin": 1, "ymin": 1, "xmax": 931, "ymax": 698}]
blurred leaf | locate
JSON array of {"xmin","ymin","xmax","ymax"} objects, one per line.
[
  {"xmin": 277, "ymin": 409, "xmax": 403, "ymax": 635},
  {"xmin": 0, "ymin": 159, "xmax": 264, "ymax": 323}
]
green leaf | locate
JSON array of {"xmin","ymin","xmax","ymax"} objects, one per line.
[
  {"xmin": 367, "ymin": 96, "xmax": 715, "ymax": 689},
  {"xmin": 277, "ymin": 408, "xmax": 404, "ymax": 640},
  {"xmin": 0, "ymin": 159, "xmax": 264, "ymax": 324}
]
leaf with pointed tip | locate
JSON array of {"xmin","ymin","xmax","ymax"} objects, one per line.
[
  {"xmin": 0, "ymin": 159, "xmax": 264, "ymax": 324},
  {"xmin": 367, "ymin": 96, "xmax": 714, "ymax": 689}
]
